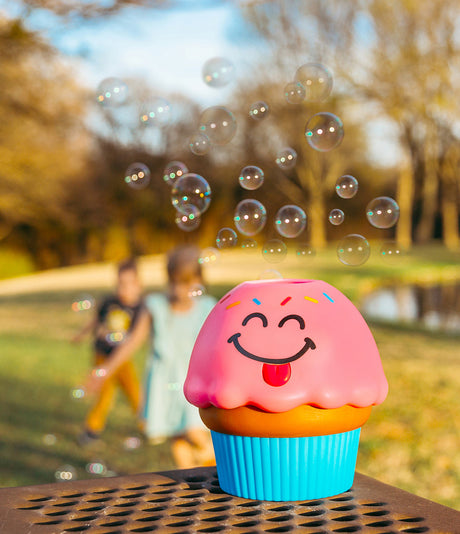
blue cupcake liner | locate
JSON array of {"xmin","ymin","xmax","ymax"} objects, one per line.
[{"xmin": 211, "ymin": 428, "xmax": 361, "ymax": 501}]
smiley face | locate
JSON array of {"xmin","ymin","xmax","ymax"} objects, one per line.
[{"xmin": 227, "ymin": 311, "xmax": 316, "ymax": 387}]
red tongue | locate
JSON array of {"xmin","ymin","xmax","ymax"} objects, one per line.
[{"xmin": 262, "ymin": 363, "xmax": 291, "ymax": 387}]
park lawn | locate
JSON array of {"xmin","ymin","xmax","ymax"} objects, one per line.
[{"xmin": 0, "ymin": 249, "xmax": 459, "ymax": 509}]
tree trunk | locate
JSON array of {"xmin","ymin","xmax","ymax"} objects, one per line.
[
  {"xmin": 440, "ymin": 146, "xmax": 460, "ymax": 250},
  {"xmin": 414, "ymin": 124, "xmax": 439, "ymax": 243},
  {"xmin": 396, "ymin": 165, "xmax": 414, "ymax": 249}
]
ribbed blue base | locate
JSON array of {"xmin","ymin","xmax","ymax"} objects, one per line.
[{"xmin": 211, "ymin": 429, "xmax": 360, "ymax": 501}]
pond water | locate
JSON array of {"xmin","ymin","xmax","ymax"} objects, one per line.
[{"xmin": 361, "ymin": 282, "xmax": 460, "ymax": 333}]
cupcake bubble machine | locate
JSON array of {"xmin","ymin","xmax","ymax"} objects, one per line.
[{"xmin": 184, "ymin": 279, "xmax": 388, "ymax": 501}]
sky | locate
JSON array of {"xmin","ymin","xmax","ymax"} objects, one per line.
[{"xmin": 0, "ymin": 1, "xmax": 402, "ymax": 166}]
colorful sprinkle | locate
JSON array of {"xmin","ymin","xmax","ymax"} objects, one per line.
[
  {"xmin": 252, "ymin": 298, "xmax": 261, "ymax": 305},
  {"xmin": 323, "ymin": 292, "xmax": 334, "ymax": 303},
  {"xmin": 226, "ymin": 301, "xmax": 241, "ymax": 310},
  {"xmin": 220, "ymin": 293, "xmax": 232, "ymax": 304},
  {"xmin": 280, "ymin": 296, "xmax": 292, "ymax": 306},
  {"xmin": 304, "ymin": 296, "xmax": 318, "ymax": 303}
]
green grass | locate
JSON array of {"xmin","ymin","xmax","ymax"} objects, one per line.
[{"xmin": 0, "ymin": 248, "xmax": 459, "ymax": 509}]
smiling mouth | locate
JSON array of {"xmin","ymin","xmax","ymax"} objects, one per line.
[{"xmin": 227, "ymin": 333, "xmax": 316, "ymax": 365}]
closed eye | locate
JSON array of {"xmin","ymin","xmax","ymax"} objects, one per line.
[
  {"xmin": 242, "ymin": 312, "xmax": 268, "ymax": 327},
  {"xmin": 278, "ymin": 314, "xmax": 305, "ymax": 330}
]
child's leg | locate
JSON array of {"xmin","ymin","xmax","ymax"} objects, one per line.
[
  {"xmin": 171, "ymin": 429, "xmax": 215, "ymax": 469},
  {"xmin": 171, "ymin": 436, "xmax": 198, "ymax": 469},
  {"xmin": 85, "ymin": 362, "xmax": 117, "ymax": 435},
  {"xmin": 117, "ymin": 360, "xmax": 142, "ymax": 416}
]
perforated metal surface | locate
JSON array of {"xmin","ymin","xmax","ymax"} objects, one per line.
[{"xmin": 0, "ymin": 468, "xmax": 458, "ymax": 533}]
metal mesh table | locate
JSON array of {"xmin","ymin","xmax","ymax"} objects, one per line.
[{"xmin": 0, "ymin": 467, "xmax": 458, "ymax": 533}]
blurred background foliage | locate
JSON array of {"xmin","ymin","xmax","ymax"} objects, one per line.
[{"xmin": 0, "ymin": 0, "xmax": 458, "ymax": 274}]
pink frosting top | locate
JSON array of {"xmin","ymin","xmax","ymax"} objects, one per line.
[{"xmin": 184, "ymin": 279, "xmax": 388, "ymax": 412}]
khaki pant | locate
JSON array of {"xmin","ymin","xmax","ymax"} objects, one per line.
[{"xmin": 85, "ymin": 354, "xmax": 141, "ymax": 434}]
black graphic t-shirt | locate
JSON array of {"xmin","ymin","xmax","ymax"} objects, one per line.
[{"xmin": 94, "ymin": 296, "xmax": 146, "ymax": 357}]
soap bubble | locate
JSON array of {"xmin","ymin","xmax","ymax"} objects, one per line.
[
  {"xmin": 336, "ymin": 175, "xmax": 358, "ymax": 199},
  {"xmin": 86, "ymin": 461, "xmax": 107, "ymax": 476},
  {"xmin": 275, "ymin": 205, "xmax": 307, "ymax": 238},
  {"xmin": 188, "ymin": 284, "xmax": 206, "ymax": 298},
  {"xmin": 163, "ymin": 161, "xmax": 188, "ymax": 187},
  {"xmin": 189, "ymin": 132, "xmax": 210, "ymax": 155},
  {"xmin": 96, "ymin": 77, "xmax": 128, "ymax": 107},
  {"xmin": 366, "ymin": 197, "xmax": 400, "ymax": 228},
  {"xmin": 329, "ymin": 208, "xmax": 345, "ymax": 225},
  {"xmin": 199, "ymin": 106, "xmax": 236, "ymax": 145},
  {"xmin": 238, "ymin": 165, "xmax": 264, "ymax": 190},
  {"xmin": 171, "ymin": 173, "xmax": 211, "ymax": 214},
  {"xmin": 105, "ymin": 332, "xmax": 125, "ymax": 346},
  {"xmin": 71, "ymin": 294, "xmax": 95, "ymax": 312},
  {"xmin": 175, "ymin": 205, "xmax": 201, "ymax": 232},
  {"xmin": 140, "ymin": 97, "xmax": 171, "ymax": 126},
  {"xmin": 55, "ymin": 465, "xmax": 77, "ymax": 482},
  {"xmin": 123, "ymin": 436, "xmax": 141, "ymax": 450},
  {"xmin": 295, "ymin": 63, "xmax": 333, "ymax": 102},
  {"xmin": 296, "ymin": 244, "xmax": 316, "ymax": 259},
  {"xmin": 305, "ymin": 112, "xmax": 344, "ymax": 152},
  {"xmin": 262, "ymin": 239, "xmax": 288, "ymax": 263},
  {"xmin": 337, "ymin": 234, "xmax": 370, "ymax": 266},
  {"xmin": 259, "ymin": 269, "xmax": 283, "ymax": 279},
  {"xmin": 249, "ymin": 101, "xmax": 269, "ymax": 120},
  {"xmin": 43, "ymin": 434, "xmax": 57, "ymax": 446},
  {"xmin": 216, "ymin": 228, "xmax": 238, "ymax": 249},
  {"xmin": 202, "ymin": 57, "xmax": 235, "ymax": 87},
  {"xmin": 241, "ymin": 238, "xmax": 257, "ymax": 251},
  {"xmin": 124, "ymin": 162, "xmax": 151, "ymax": 190},
  {"xmin": 275, "ymin": 147, "xmax": 297, "ymax": 170},
  {"xmin": 234, "ymin": 199, "xmax": 267, "ymax": 236},
  {"xmin": 71, "ymin": 387, "xmax": 86, "ymax": 400},
  {"xmin": 198, "ymin": 247, "xmax": 220, "ymax": 265},
  {"xmin": 380, "ymin": 241, "xmax": 404, "ymax": 260},
  {"xmin": 284, "ymin": 81, "xmax": 306, "ymax": 104}
]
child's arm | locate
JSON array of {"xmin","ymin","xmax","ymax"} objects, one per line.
[{"xmin": 86, "ymin": 309, "xmax": 151, "ymax": 392}]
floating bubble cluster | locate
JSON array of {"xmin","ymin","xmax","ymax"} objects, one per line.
[
  {"xmin": 124, "ymin": 162, "xmax": 151, "ymax": 190},
  {"xmin": 241, "ymin": 238, "xmax": 257, "ymax": 250},
  {"xmin": 216, "ymin": 227, "xmax": 238, "ymax": 249},
  {"xmin": 249, "ymin": 101, "xmax": 269, "ymax": 120},
  {"xmin": 238, "ymin": 165, "xmax": 264, "ymax": 191},
  {"xmin": 329, "ymin": 208, "xmax": 345, "ymax": 226},
  {"xmin": 275, "ymin": 205, "xmax": 307, "ymax": 238},
  {"xmin": 336, "ymin": 175, "xmax": 358, "ymax": 199},
  {"xmin": 234, "ymin": 199, "xmax": 267, "ymax": 236},
  {"xmin": 71, "ymin": 387, "xmax": 86, "ymax": 400},
  {"xmin": 86, "ymin": 461, "xmax": 107, "ymax": 476},
  {"xmin": 171, "ymin": 173, "xmax": 211, "ymax": 214},
  {"xmin": 366, "ymin": 197, "xmax": 400, "ymax": 228},
  {"xmin": 71, "ymin": 294, "xmax": 95, "ymax": 312},
  {"xmin": 163, "ymin": 161, "xmax": 188, "ymax": 187},
  {"xmin": 96, "ymin": 77, "xmax": 128, "ymax": 107},
  {"xmin": 198, "ymin": 247, "xmax": 220, "ymax": 265},
  {"xmin": 43, "ymin": 434, "xmax": 57, "ymax": 446},
  {"xmin": 123, "ymin": 436, "xmax": 141, "ymax": 450},
  {"xmin": 140, "ymin": 97, "xmax": 171, "ymax": 126},
  {"xmin": 202, "ymin": 57, "xmax": 235, "ymax": 88},
  {"xmin": 296, "ymin": 243, "xmax": 316, "ymax": 259},
  {"xmin": 380, "ymin": 241, "xmax": 403, "ymax": 260},
  {"xmin": 175, "ymin": 205, "xmax": 201, "ymax": 232},
  {"xmin": 55, "ymin": 465, "xmax": 77, "ymax": 482},
  {"xmin": 284, "ymin": 81, "xmax": 306, "ymax": 104},
  {"xmin": 258, "ymin": 269, "xmax": 283, "ymax": 280},
  {"xmin": 188, "ymin": 284, "xmax": 206, "ymax": 298},
  {"xmin": 295, "ymin": 63, "xmax": 333, "ymax": 102},
  {"xmin": 262, "ymin": 239, "xmax": 288, "ymax": 263},
  {"xmin": 275, "ymin": 147, "xmax": 297, "ymax": 170},
  {"xmin": 305, "ymin": 112, "xmax": 344, "ymax": 152},
  {"xmin": 199, "ymin": 106, "xmax": 236, "ymax": 145},
  {"xmin": 189, "ymin": 132, "xmax": 210, "ymax": 155},
  {"xmin": 337, "ymin": 234, "xmax": 370, "ymax": 266}
]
